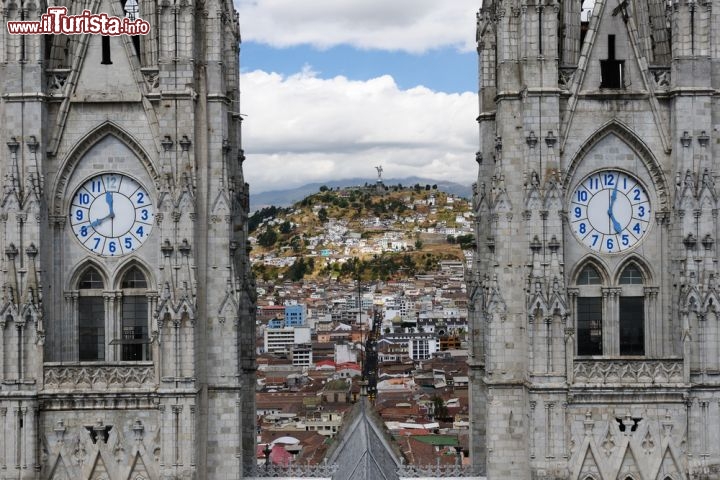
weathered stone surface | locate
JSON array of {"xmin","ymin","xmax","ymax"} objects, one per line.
[{"xmin": 0, "ymin": 1, "xmax": 255, "ymax": 478}]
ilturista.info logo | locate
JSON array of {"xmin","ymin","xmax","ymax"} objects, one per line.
[{"xmin": 7, "ymin": 7, "xmax": 150, "ymax": 35}]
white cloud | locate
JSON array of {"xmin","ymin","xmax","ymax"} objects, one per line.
[
  {"xmin": 234, "ymin": 0, "xmax": 479, "ymax": 53},
  {"xmin": 241, "ymin": 69, "xmax": 477, "ymax": 193}
]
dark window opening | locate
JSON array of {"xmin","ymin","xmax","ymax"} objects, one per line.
[
  {"xmin": 121, "ymin": 0, "xmax": 142, "ymax": 60},
  {"xmin": 79, "ymin": 297, "xmax": 105, "ymax": 361},
  {"xmin": 120, "ymin": 296, "xmax": 149, "ymax": 361},
  {"xmin": 619, "ymin": 297, "xmax": 644, "ymax": 355},
  {"xmin": 600, "ymin": 35, "xmax": 624, "ymax": 88},
  {"xmin": 101, "ymin": 36, "xmax": 112, "ymax": 64},
  {"xmin": 577, "ymin": 297, "xmax": 602, "ymax": 355}
]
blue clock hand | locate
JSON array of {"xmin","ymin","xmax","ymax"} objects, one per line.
[
  {"xmin": 105, "ymin": 191, "xmax": 115, "ymax": 218},
  {"xmin": 607, "ymin": 181, "xmax": 622, "ymax": 234}
]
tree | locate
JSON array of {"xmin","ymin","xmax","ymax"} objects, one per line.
[
  {"xmin": 319, "ymin": 185, "xmax": 329, "ymax": 192},
  {"xmin": 415, "ymin": 239, "xmax": 423, "ymax": 250},
  {"xmin": 279, "ymin": 221, "xmax": 292, "ymax": 234},
  {"xmin": 431, "ymin": 395, "xmax": 449, "ymax": 421},
  {"xmin": 318, "ymin": 208, "xmax": 328, "ymax": 223},
  {"xmin": 257, "ymin": 227, "xmax": 278, "ymax": 247}
]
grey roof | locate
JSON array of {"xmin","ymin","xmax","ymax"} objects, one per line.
[{"xmin": 325, "ymin": 396, "xmax": 402, "ymax": 480}]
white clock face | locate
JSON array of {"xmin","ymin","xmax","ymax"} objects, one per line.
[
  {"xmin": 570, "ymin": 170, "xmax": 651, "ymax": 253},
  {"xmin": 70, "ymin": 173, "xmax": 154, "ymax": 256}
]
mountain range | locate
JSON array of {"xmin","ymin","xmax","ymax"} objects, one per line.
[{"xmin": 249, "ymin": 177, "xmax": 473, "ymax": 211}]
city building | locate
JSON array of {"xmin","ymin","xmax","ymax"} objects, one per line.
[
  {"xmin": 473, "ymin": 0, "xmax": 719, "ymax": 478},
  {"xmin": 285, "ymin": 303, "xmax": 307, "ymax": 327},
  {"xmin": 265, "ymin": 327, "xmax": 312, "ymax": 354},
  {"xmin": 0, "ymin": 1, "xmax": 256, "ymax": 477}
]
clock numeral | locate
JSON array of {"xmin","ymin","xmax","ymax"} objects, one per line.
[
  {"xmin": 574, "ymin": 206, "xmax": 582, "ymax": 219},
  {"xmin": 633, "ymin": 188, "xmax": 641, "ymax": 201},
  {"xmin": 75, "ymin": 209, "xmax": 83, "ymax": 221},
  {"xmin": 577, "ymin": 190, "xmax": 588, "ymax": 202},
  {"xmin": 80, "ymin": 226, "xmax": 88, "ymax": 237},
  {"xmin": 93, "ymin": 237, "xmax": 101, "ymax": 250},
  {"xmin": 124, "ymin": 237, "xmax": 133, "ymax": 250},
  {"xmin": 106, "ymin": 175, "xmax": 118, "ymax": 190},
  {"xmin": 579, "ymin": 223, "xmax": 587, "ymax": 235},
  {"xmin": 638, "ymin": 205, "xmax": 645, "ymax": 218},
  {"xmin": 141, "ymin": 209, "xmax": 149, "ymax": 221},
  {"xmin": 136, "ymin": 226, "xmax": 144, "ymax": 238},
  {"xmin": 603, "ymin": 173, "xmax": 614, "ymax": 186},
  {"xmin": 79, "ymin": 193, "xmax": 90, "ymax": 205},
  {"xmin": 108, "ymin": 241, "xmax": 117, "ymax": 254},
  {"xmin": 633, "ymin": 223, "xmax": 641, "ymax": 234},
  {"xmin": 591, "ymin": 234, "xmax": 599, "ymax": 247},
  {"xmin": 91, "ymin": 180, "xmax": 102, "ymax": 193},
  {"xmin": 136, "ymin": 192, "xmax": 145, "ymax": 205},
  {"xmin": 622, "ymin": 234, "xmax": 629, "ymax": 246},
  {"xmin": 606, "ymin": 238, "xmax": 614, "ymax": 251}
]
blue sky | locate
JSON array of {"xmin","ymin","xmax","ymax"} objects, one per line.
[
  {"xmin": 241, "ymin": 43, "xmax": 477, "ymax": 94},
  {"xmin": 234, "ymin": 0, "xmax": 479, "ymax": 194}
]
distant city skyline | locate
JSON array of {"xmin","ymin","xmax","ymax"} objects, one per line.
[{"xmin": 234, "ymin": 0, "xmax": 478, "ymax": 194}]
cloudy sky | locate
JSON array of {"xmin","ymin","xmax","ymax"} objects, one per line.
[{"xmin": 234, "ymin": 0, "xmax": 479, "ymax": 194}]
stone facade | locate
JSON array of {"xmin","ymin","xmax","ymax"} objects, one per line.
[
  {"xmin": 473, "ymin": 0, "xmax": 720, "ymax": 478},
  {"xmin": 0, "ymin": 0, "xmax": 256, "ymax": 478}
]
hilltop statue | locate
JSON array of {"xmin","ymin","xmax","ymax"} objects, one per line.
[{"xmin": 375, "ymin": 165, "xmax": 383, "ymax": 182}]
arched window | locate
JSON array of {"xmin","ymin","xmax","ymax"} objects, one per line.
[
  {"xmin": 619, "ymin": 264, "xmax": 644, "ymax": 355},
  {"xmin": 576, "ymin": 265, "xmax": 603, "ymax": 355},
  {"xmin": 119, "ymin": 266, "xmax": 150, "ymax": 361},
  {"xmin": 78, "ymin": 267, "xmax": 105, "ymax": 361},
  {"xmin": 578, "ymin": 265, "xmax": 602, "ymax": 285}
]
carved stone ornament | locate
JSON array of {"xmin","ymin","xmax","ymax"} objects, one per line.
[
  {"xmin": 44, "ymin": 365, "xmax": 154, "ymax": 389},
  {"xmin": 573, "ymin": 360, "xmax": 684, "ymax": 385}
]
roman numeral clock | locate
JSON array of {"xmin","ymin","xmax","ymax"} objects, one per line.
[
  {"xmin": 70, "ymin": 173, "xmax": 155, "ymax": 256},
  {"xmin": 570, "ymin": 170, "xmax": 651, "ymax": 252}
]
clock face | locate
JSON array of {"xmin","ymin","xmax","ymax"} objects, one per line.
[
  {"xmin": 570, "ymin": 170, "xmax": 651, "ymax": 253},
  {"xmin": 70, "ymin": 173, "xmax": 154, "ymax": 256}
]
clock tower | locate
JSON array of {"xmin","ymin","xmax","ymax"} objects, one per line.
[
  {"xmin": 0, "ymin": 1, "xmax": 256, "ymax": 479},
  {"xmin": 474, "ymin": 0, "xmax": 719, "ymax": 477}
]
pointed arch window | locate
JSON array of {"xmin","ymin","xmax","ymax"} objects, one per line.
[
  {"xmin": 576, "ymin": 265, "xmax": 603, "ymax": 355},
  {"xmin": 117, "ymin": 266, "xmax": 150, "ymax": 361},
  {"xmin": 619, "ymin": 264, "xmax": 644, "ymax": 356},
  {"xmin": 78, "ymin": 267, "xmax": 105, "ymax": 361}
]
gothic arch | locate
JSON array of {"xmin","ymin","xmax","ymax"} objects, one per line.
[
  {"xmin": 113, "ymin": 258, "xmax": 156, "ymax": 291},
  {"xmin": 613, "ymin": 256, "xmax": 655, "ymax": 285},
  {"xmin": 570, "ymin": 255, "xmax": 611, "ymax": 285},
  {"xmin": 51, "ymin": 121, "xmax": 159, "ymax": 217},
  {"xmin": 564, "ymin": 120, "xmax": 670, "ymax": 212},
  {"xmin": 66, "ymin": 259, "xmax": 111, "ymax": 291}
]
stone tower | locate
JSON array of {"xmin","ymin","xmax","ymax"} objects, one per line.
[
  {"xmin": 0, "ymin": 0, "xmax": 256, "ymax": 478},
  {"xmin": 474, "ymin": 0, "xmax": 720, "ymax": 477}
]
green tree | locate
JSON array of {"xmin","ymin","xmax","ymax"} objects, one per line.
[
  {"xmin": 432, "ymin": 395, "xmax": 449, "ymax": 421},
  {"xmin": 318, "ymin": 208, "xmax": 328, "ymax": 223},
  {"xmin": 319, "ymin": 185, "xmax": 329, "ymax": 192},
  {"xmin": 279, "ymin": 221, "xmax": 292, "ymax": 234},
  {"xmin": 257, "ymin": 226, "xmax": 278, "ymax": 247},
  {"xmin": 415, "ymin": 239, "xmax": 423, "ymax": 250}
]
